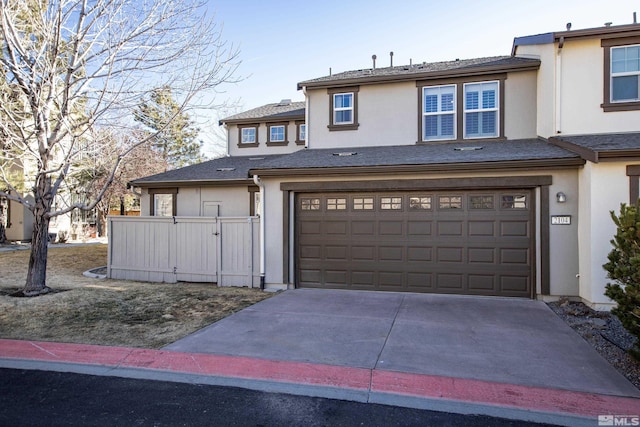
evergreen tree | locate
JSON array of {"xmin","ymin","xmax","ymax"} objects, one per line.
[
  {"xmin": 134, "ymin": 86, "xmax": 204, "ymax": 170},
  {"xmin": 603, "ymin": 203, "xmax": 640, "ymax": 359}
]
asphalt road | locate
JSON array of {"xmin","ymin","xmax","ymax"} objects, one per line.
[{"xmin": 0, "ymin": 368, "xmax": 557, "ymax": 426}]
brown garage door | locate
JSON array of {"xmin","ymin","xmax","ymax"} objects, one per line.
[{"xmin": 296, "ymin": 190, "xmax": 533, "ymax": 297}]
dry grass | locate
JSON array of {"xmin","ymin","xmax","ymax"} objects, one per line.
[{"xmin": 0, "ymin": 244, "xmax": 272, "ymax": 348}]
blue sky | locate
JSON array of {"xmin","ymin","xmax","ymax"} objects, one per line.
[{"xmin": 199, "ymin": 0, "xmax": 638, "ymax": 156}]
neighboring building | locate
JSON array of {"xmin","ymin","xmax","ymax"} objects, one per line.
[{"xmin": 128, "ymin": 22, "xmax": 640, "ymax": 309}]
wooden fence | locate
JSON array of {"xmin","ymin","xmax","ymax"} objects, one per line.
[{"xmin": 107, "ymin": 216, "xmax": 260, "ymax": 287}]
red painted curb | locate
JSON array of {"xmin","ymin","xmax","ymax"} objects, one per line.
[
  {"xmin": 371, "ymin": 370, "xmax": 640, "ymax": 417},
  {"xmin": 1, "ymin": 339, "xmax": 638, "ymax": 419}
]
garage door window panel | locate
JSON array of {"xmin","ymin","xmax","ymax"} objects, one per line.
[
  {"xmin": 301, "ymin": 198, "xmax": 321, "ymax": 210},
  {"xmin": 438, "ymin": 195, "xmax": 463, "ymax": 209},
  {"xmin": 327, "ymin": 198, "xmax": 347, "ymax": 210},
  {"xmin": 469, "ymin": 195, "xmax": 494, "ymax": 209},
  {"xmin": 381, "ymin": 197, "xmax": 402, "ymax": 210},
  {"xmin": 501, "ymin": 195, "xmax": 527, "ymax": 209},
  {"xmin": 353, "ymin": 197, "xmax": 374, "ymax": 210},
  {"xmin": 409, "ymin": 196, "xmax": 432, "ymax": 210}
]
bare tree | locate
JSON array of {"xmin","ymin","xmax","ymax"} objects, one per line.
[{"xmin": 0, "ymin": 0, "xmax": 240, "ymax": 296}]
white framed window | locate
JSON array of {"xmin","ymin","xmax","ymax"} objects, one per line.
[
  {"xmin": 611, "ymin": 45, "xmax": 640, "ymax": 102},
  {"xmin": 333, "ymin": 93, "xmax": 353, "ymax": 124},
  {"xmin": 269, "ymin": 125, "xmax": 285, "ymax": 142},
  {"xmin": 299, "ymin": 124, "xmax": 306, "ymax": 141},
  {"xmin": 464, "ymin": 81, "xmax": 498, "ymax": 139},
  {"xmin": 153, "ymin": 194, "xmax": 173, "ymax": 216},
  {"xmin": 423, "ymin": 85, "xmax": 456, "ymax": 141},
  {"xmin": 240, "ymin": 127, "xmax": 256, "ymax": 144}
]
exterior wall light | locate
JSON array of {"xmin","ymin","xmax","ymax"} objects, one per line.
[{"xmin": 556, "ymin": 192, "xmax": 567, "ymax": 203}]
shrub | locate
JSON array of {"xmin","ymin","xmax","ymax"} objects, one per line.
[{"xmin": 603, "ymin": 203, "xmax": 640, "ymax": 359}]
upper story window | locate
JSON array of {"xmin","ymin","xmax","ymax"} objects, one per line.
[
  {"xmin": 328, "ymin": 86, "xmax": 359, "ymax": 131},
  {"xmin": 611, "ymin": 45, "xmax": 640, "ymax": 102},
  {"xmin": 602, "ymin": 38, "xmax": 640, "ymax": 112},
  {"xmin": 266, "ymin": 122, "xmax": 288, "ymax": 146},
  {"xmin": 423, "ymin": 85, "xmax": 456, "ymax": 141},
  {"xmin": 296, "ymin": 121, "xmax": 306, "ymax": 145},
  {"xmin": 238, "ymin": 124, "xmax": 259, "ymax": 148},
  {"xmin": 464, "ymin": 81, "xmax": 499, "ymax": 139},
  {"xmin": 418, "ymin": 76, "xmax": 504, "ymax": 142}
]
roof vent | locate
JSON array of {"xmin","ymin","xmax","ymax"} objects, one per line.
[
  {"xmin": 332, "ymin": 152, "xmax": 357, "ymax": 157},
  {"xmin": 277, "ymin": 99, "xmax": 291, "ymax": 106},
  {"xmin": 217, "ymin": 167, "xmax": 236, "ymax": 171},
  {"xmin": 453, "ymin": 146, "xmax": 484, "ymax": 151}
]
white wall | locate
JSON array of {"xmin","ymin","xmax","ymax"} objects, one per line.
[{"xmin": 578, "ymin": 161, "xmax": 640, "ymax": 308}]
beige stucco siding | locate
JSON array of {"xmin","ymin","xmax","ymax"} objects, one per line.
[
  {"xmin": 307, "ymin": 82, "xmax": 417, "ymax": 149},
  {"xmin": 261, "ymin": 169, "xmax": 580, "ymax": 298},
  {"xmin": 578, "ymin": 161, "xmax": 640, "ymax": 308},
  {"xmin": 503, "ymin": 70, "xmax": 538, "ymax": 139},
  {"xmin": 227, "ymin": 122, "xmax": 303, "ymax": 157},
  {"xmin": 140, "ymin": 185, "xmax": 251, "ymax": 217},
  {"xmin": 517, "ymin": 39, "xmax": 640, "ymax": 137}
]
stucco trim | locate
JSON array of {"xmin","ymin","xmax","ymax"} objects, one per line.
[{"xmin": 256, "ymin": 158, "xmax": 583, "ymax": 178}]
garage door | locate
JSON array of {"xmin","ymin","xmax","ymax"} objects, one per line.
[{"xmin": 296, "ymin": 190, "xmax": 533, "ymax": 297}]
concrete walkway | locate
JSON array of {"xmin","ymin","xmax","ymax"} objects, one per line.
[{"xmin": 1, "ymin": 289, "xmax": 639, "ymax": 426}]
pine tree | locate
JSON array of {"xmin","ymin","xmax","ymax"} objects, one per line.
[
  {"xmin": 603, "ymin": 203, "xmax": 640, "ymax": 359},
  {"xmin": 134, "ymin": 86, "xmax": 204, "ymax": 170}
]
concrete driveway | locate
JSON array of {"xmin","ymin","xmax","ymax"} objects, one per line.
[{"xmin": 164, "ymin": 289, "xmax": 639, "ymax": 398}]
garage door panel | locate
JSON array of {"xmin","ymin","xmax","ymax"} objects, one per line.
[
  {"xmin": 500, "ymin": 221, "xmax": 529, "ymax": 237},
  {"xmin": 379, "ymin": 221, "xmax": 404, "ymax": 236},
  {"xmin": 437, "ymin": 274, "xmax": 464, "ymax": 289},
  {"xmin": 296, "ymin": 190, "xmax": 533, "ymax": 297},
  {"xmin": 325, "ymin": 245, "xmax": 348, "ymax": 260},
  {"xmin": 468, "ymin": 221, "xmax": 495, "ymax": 236},
  {"xmin": 468, "ymin": 274, "xmax": 496, "ymax": 291},
  {"xmin": 352, "ymin": 221, "xmax": 375, "ymax": 235},
  {"xmin": 500, "ymin": 248, "xmax": 529, "ymax": 265},
  {"xmin": 437, "ymin": 247, "xmax": 464, "ymax": 263},
  {"xmin": 408, "ymin": 221, "xmax": 432, "ymax": 236},
  {"xmin": 468, "ymin": 247, "xmax": 495, "ymax": 263},
  {"xmin": 437, "ymin": 221, "xmax": 464, "ymax": 236},
  {"xmin": 407, "ymin": 246, "xmax": 433, "ymax": 262},
  {"xmin": 379, "ymin": 246, "xmax": 404, "ymax": 261}
]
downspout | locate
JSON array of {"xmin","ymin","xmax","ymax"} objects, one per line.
[
  {"xmin": 555, "ymin": 36, "xmax": 564, "ymax": 134},
  {"xmin": 253, "ymin": 174, "xmax": 265, "ymax": 289},
  {"xmin": 303, "ymin": 86, "xmax": 309, "ymax": 148}
]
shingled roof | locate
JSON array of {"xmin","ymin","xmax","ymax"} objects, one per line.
[
  {"xmin": 297, "ymin": 56, "xmax": 540, "ymax": 89},
  {"xmin": 129, "ymin": 155, "xmax": 286, "ymax": 187},
  {"xmin": 219, "ymin": 101, "xmax": 305, "ymax": 125},
  {"xmin": 250, "ymin": 139, "xmax": 582, "ymax": 176},
  {"xmin": 550, "ymin": 132, "xmax": 640, "ymax": 162}
]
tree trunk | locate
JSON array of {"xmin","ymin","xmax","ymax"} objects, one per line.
[
  {"xmin": 21, "ymin": 176, "xmax": 53, "ymax": 296},
  {"xmin": 0, "ymin": 223, "xmax": 6, "ymax": 244}
]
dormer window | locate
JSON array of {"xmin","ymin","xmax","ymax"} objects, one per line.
[
  {"xmin": 267, "ymin": 122, "xmax": 289, "ymax": 146},
  {"xmin": 238, "ymin": 124, "xmax": 259, "ymax": 148},
  {"xmin": 327, "ymin": 86, "xmax": 359, "ymax": 131}
]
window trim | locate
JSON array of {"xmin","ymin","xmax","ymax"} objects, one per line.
[
  {"xmin": 463, "ymin": 81, "xmax": 500, "ymax": 139},
  {"xmin": 327, "ymin": 86, "xmax": 359, "ymax": 131},
  {"xmin": 602, "ymin": 37, "xmax": 640, "ymax": 112},
  {"xmin": 237, "ymin": 124, "xmax": 259, "ymax": 148},
  {"xmin": 422, "ymin": 84, "xmax": 457, "ymax": 141},
  {"xmin": 149, "ymin": 188, "xmax": 177, "ymax": 216},
  {"xmin": 417, "ymin": 75, "xmax": 505, "ymax": 143},
  {"xmin": 295, "ymin": 121, "xmax": 306, "ymax": 145},
  {"xmin": 266, "ymin": 122, "xmax": 289, "ymax": 146}
]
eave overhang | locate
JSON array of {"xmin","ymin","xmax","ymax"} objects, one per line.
[
  {"xmin": 129, "ymin": 178, "xmax": 254, "ymax": 189},
  {"xmin": 250, "ymin": 157, "xmax": 584, "ymax": 178},
  {"xmin": 297, "ymin": 61, "xmax": 540, "ymax": 90},
  {"xmin": 549, "ymin": 136, "xmax": 640, "ymax": 163}
]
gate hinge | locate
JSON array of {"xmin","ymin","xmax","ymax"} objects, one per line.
[{"xmin": 173, "ymin": 266, "xmax": 177, "ymax": 274}]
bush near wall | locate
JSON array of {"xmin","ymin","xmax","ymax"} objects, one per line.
[{"xmin": 603, "ymin": 203, "xmax": 640, "ymax": 359}]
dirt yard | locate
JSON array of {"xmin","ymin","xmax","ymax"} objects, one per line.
[{"xmin": 0, "ymin": 244, "xmax": 272, "ymax": 348}]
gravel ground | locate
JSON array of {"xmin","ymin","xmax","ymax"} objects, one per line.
[{"xmin": 547, "ymin": 299, "xmax": 640, "ymax": 391}]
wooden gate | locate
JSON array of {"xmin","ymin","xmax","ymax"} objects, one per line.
[{"xmin": 107, "ymin": 216, "xmax": 260, "ymax": 287}]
